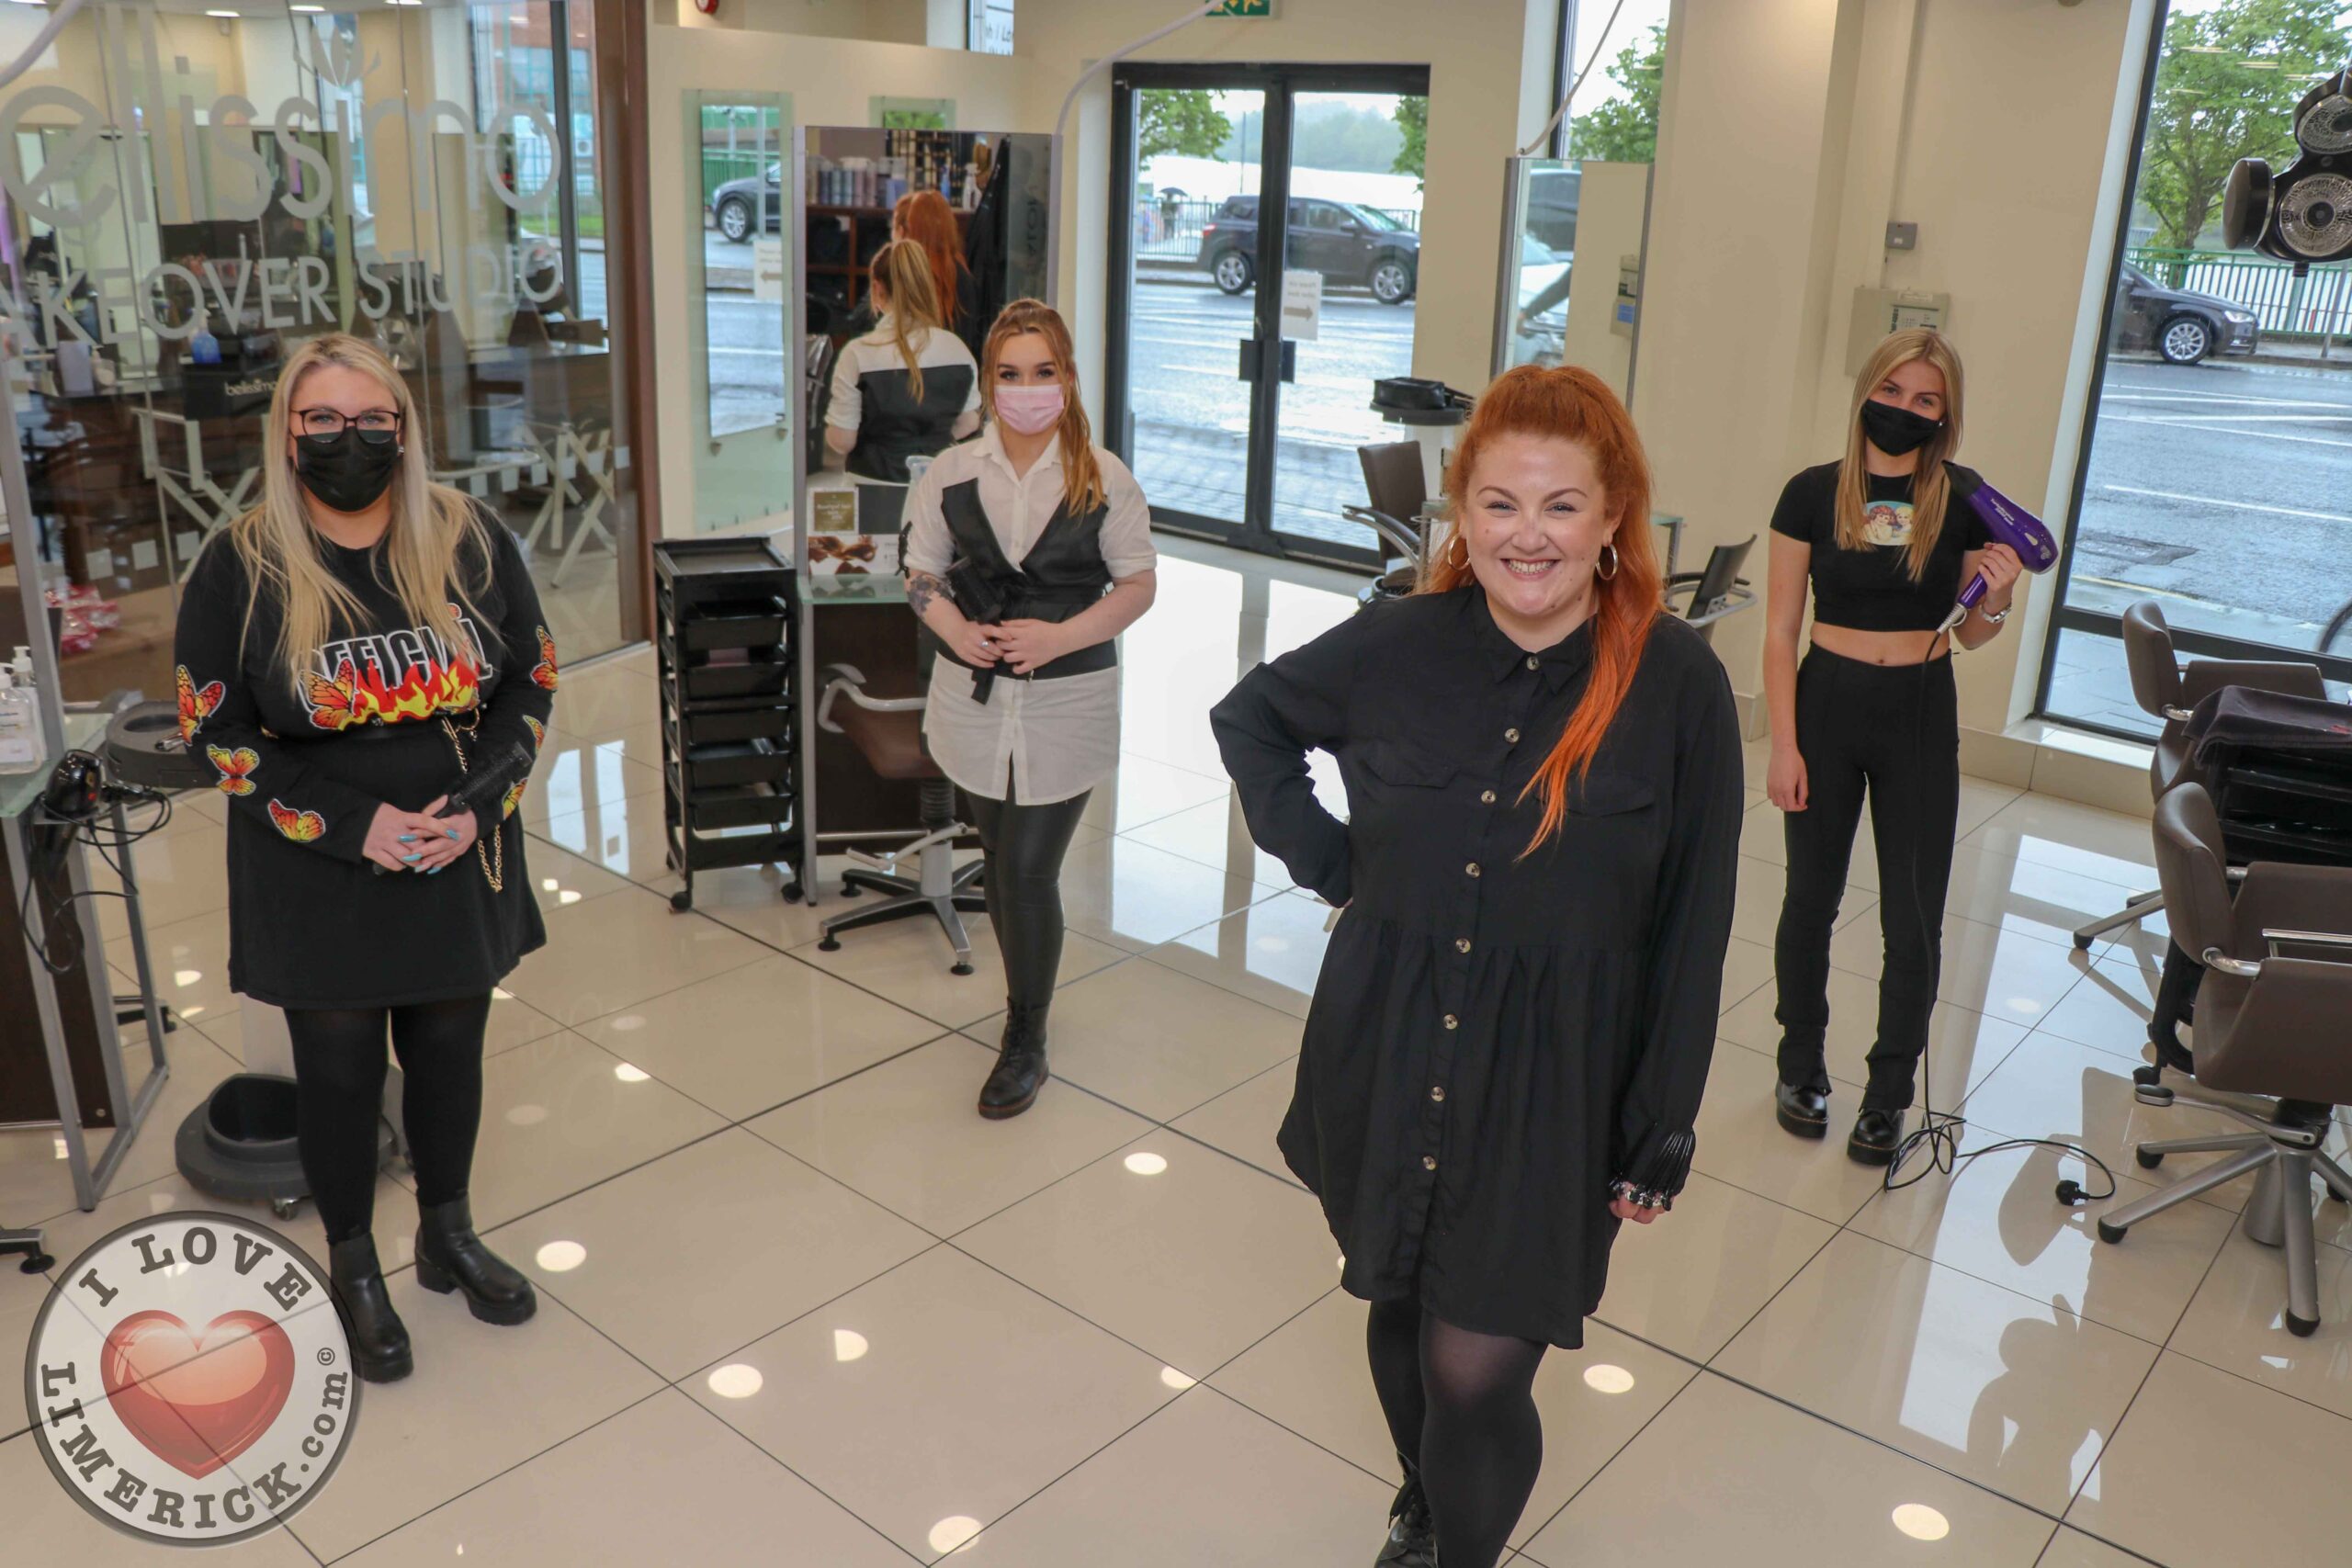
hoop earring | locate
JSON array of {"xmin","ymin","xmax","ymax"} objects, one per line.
[
  {"xmin": 1446, "ymin": 531, "xmax": 1469, "ymax": 568},
  {"xmin": 1595, "ymin": 543, "xmax": 1620, "ymax": 582}
]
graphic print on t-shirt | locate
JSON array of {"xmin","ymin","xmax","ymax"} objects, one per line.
[
  {"xmin": 305, "ymin": 609, "xmax": 487, "ymax": 730},
  {"xmin": 1861, "ymin": 497, "xmax": 1914, "ymax": 548}
]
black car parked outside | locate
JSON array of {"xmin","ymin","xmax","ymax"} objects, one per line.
[
  {"xmin": 1197, "ymin": 196, "xmax": 1420, "ymax": 305},
  {"xmin": 710, "ymin": 164, "xmax": 786, "ymax": 243},
  {"xmin": 2112, "ymin": 262, "xmax": 2259, "ymax": 365}
]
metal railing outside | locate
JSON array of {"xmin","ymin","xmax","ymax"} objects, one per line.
[
  {"xmin": 2127, "ymin": 246, "xmax": 2352, "ymax": 343},
  {"xmin": 1135, "ymin": 197, "xmax": 1420, "ymax": 265}
]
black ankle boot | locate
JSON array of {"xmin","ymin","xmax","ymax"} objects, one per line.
[
  {"xmin": 1848, "ymin": 1108, "xmax": 1906, "ymax": 1167},
  {"xmin": 413, "ymin": 1196, "xmax": 537, "ymax": 1325},
  {"xmin": 1775, "ymin": 1079, "xmax": 1829, "ymax": 1139},
  {"xmin": 1374, "ymin": 1471, "xmax": 1437, "ymax": 1567},
  {"xmin": 978, "ymin": 1002, "xmax": 1049, "ymax": 1119},
  {"xmin": 328, "ymin": 1235, "xmax": 413, "ymax": 1383}
]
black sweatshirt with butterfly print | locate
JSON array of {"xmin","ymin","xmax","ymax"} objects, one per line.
[{"xmin": 173, "ymin": 516, "xmax": 557, "ymax": 1009}]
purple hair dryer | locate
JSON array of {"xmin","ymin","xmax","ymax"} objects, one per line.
[{"xmin": 1939, "ymin": 467, "xmax": 2058, "ymax": 633}]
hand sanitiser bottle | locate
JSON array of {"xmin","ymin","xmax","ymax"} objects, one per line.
[{"xmin": 0, "ymin": 666, "xmax": 48, "ymax": 775}]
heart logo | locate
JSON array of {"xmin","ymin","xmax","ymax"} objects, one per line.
[{"xmin": 98, "ymin": 1310, "xmax": 296, "ymax": 1479}]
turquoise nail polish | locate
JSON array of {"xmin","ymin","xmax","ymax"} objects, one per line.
[
  {"xmin": 401, "ymin": 853, "xmax": 422, "ymax": 863},
  {"xmin": 427, "ymin": 865, "xmax": 444, "ymax": 875},
  {"xmin": 399, "ymin": 834, "xmax": 417, "ymax": 843},
  {"xmin": 447, "ymin": 829, "xmax": 459, "ymax": 840}
]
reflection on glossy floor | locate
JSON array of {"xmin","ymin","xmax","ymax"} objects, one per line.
[{"xmin": 6, "ymin": 535, "xmax": 2347, "ymax": 1565}]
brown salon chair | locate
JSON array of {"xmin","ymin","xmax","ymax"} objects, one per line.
[
  {"xmin": 2070, "ymin": 601, "xmax": 2328, "ymax": 950},
  {"xmin": 1345, "ymin": 440, "xmax": 1433, "ymax": 608},
  {"xmin": 811, "ymin": 663, "xmax": 987, "ymax": 974},
  {"xmin": 2095, "ymin": 783, "xmax": 2352, "ymax": 1337}
]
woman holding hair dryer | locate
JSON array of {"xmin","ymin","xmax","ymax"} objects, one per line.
[{"xmin": 1763, "ymin": 328, "xmax": 2023, "ymax": 1163}]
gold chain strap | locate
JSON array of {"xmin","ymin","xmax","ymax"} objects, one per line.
[{"xmin": 437, "ymin": 711, "xmax": 504, "ymax": 894}]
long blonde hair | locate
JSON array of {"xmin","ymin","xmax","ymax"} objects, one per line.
[
  {"xmin": 869, "ymin": 239, "xmax": 945, "ymax": 404},
  {"xmin": 980, "ymin": 299, "xmax": 1108, "ymax": 517},
  {"xmin": 1837, "ymin": 328, "xmax": 1964, "ymax": 581},
  {"xmin": 230, "ymin": 333, "xmax": 492, "ymax": 697}
]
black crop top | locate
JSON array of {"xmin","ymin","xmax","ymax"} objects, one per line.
[{"xmin": 1769, "ymin": 460, "xmax": 1990, "ymax": 633}]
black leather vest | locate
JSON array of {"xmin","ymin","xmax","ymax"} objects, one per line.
[
  {"xmin": 939, "ymin": 474, "xmax": 1115, "ymax": 700},
  {"xmin": 848, "ymin": 358, "xmax": 975, "ymax": 484}
]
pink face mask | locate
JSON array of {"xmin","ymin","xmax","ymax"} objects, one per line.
[{"xmin": 994, "ymin": 383, "xmax": 1065, "ymax": 435}]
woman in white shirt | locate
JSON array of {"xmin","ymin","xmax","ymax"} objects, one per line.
[
  {"xmin": 825, "ymin": 240, "xmax": 981, "ymax": 484},
  {"xmin": 903, "ymin": 299, "xmax": 1159, "ymax": 1118}
]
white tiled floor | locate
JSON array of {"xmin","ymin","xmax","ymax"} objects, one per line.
[{"xmin": 4, "ymin": 536, "xmax": 2344, "ymax": 1565}]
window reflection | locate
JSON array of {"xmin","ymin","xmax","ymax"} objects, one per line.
[{"xmin": 0, "ymin": 0, "xmax": 637, "ymax": 707}]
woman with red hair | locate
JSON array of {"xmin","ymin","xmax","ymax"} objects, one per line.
[
  {"xmin": 895, "ymin": 188, "xmax": 981, "ymax": 352},
  {"xmin": 1212, "ymin": 365, "xmax": 1742, "ymax": 1568}
]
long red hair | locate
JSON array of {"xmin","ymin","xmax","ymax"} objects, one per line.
[
  {"xmin": 1421, "ymin": 365, "xmax": 1661, "ymax": 852},
  {"xmin": 894, "ymin": 189, "xmax": 968, "ymax": 327}
]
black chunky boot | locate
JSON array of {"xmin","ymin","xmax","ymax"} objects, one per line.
[
  {"xmin": 978, "ymin": 1002, "xmax": 1049, "ymax": 1119},
  {"xmin": 413, "ymin": 1196, "xmax": 537, "ymax": 1325},
  {"xmin": 1374, "ymin": 1471, "xmax": 1438, "ymax": 1567},
  {"xmin": 328, "ymin": 1235, "xmax": 413, "ymax": 1383}
]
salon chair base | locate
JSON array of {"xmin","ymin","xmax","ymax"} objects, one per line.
[
  {"xmin": 2100, "ymin": 1077, "xmax": 2352, "ymax": 1337},
  {"xmin": 2072, "ymin": 887, "xmax": 2165, "ymax": 952},
  {"xmin": 1, "ymin": 1227, "xmax": 51, "ymax": 1273},
  {"xmin": 818, "ymin": 858, "xmax": 988, "ymax": 974}
]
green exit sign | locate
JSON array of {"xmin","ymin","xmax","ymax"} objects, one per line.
[{"xmin": 1217, "ymin": 0, "xmax": 1274, "ymax": 15}]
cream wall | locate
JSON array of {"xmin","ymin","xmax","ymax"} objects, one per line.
[
  {"xmin": 1632, "ymin": 0, "xmax": 2155, "ymax": 797},
  {"xmin": 644, "ymin": 17, "xmax": 1035, "ymax": 536}
]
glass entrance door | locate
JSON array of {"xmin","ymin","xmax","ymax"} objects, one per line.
[{"xmin": 1108, "ymin": 66, "xmax": 1430, "ymax": 570}]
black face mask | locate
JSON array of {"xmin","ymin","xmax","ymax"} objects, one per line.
[
  {"xmin": 294, "ymin": 428, "xmax": 401, "ymax": 514},
  {"xmin": 1859, "ymin": 398, "xmax": 1942, "ymax": 457}
]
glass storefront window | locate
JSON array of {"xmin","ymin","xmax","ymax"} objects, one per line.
[
  {"xmin": 0, "ymin": 0, "xmax": 640, "ymax": 705},
  {"xmin": 2044, "ymin": 3, "xmax": 2352, "ymax": 735}
]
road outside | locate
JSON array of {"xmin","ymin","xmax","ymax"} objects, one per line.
[{"xmin": 2054, "ymin": 355, "xmax": 2352, "ymax": 729}]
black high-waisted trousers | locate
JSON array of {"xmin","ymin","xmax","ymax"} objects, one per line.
[{"xmin": 1774, "ymin": 645, "xmax": 1960, "ymax": 1111}]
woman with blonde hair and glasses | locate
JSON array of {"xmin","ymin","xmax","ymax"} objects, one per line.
[
  {"xmin": 1212, "ymin": 365, "xmax": 1743, "ymax": 1568},
  {"xmin": 826, "ymin": 237, "xmax": 981, "ymax": 484},
  {"xmin": 1762, "ymin": 329, "xmax": 2023, "ymax": 1162},
  {"xmin": 902, "ymin": 299, "xmax": 1157, "ymax": 1119},
  {"xmin": 174, "ymin": 333, "xmax": 558, "ymax": 1383}
]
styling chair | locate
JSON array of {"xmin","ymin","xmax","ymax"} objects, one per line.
[
  {"xmin": 2095, "ymin": 783, "xmax": 2352, "ymax": 1337},
  {"xmin": 811, "ymin": 663, "xmax": 987, "ymax": 974},
  {"xmin": 1662, "ymin": 534, "xmax": 1758, "ymax": 645},
  {"xmin": 2071, "ymin": 601, "xmax": 2326, "ymax": 950},
  {"xmin": 1345, "ymin": 440, "xmax": 1435, "ymax": 608}
]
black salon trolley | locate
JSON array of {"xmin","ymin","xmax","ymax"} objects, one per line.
[{"xmin": 653, "ymin": 538, "xmax": 806, "ymax": 911}]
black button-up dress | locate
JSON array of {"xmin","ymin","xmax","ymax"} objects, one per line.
[{"xmin": 1210, "ymin": 588, "xmax": 1744, "ymax": 1348}]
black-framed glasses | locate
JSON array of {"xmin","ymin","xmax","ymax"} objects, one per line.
[{"xmin": 296, "ymin": 407, "xmax": 401, "ymax": 441}]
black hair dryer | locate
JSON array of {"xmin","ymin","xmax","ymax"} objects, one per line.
[{"xmin": 2223, "ymin": 62, "xmax": 2352, "ymax": 269}]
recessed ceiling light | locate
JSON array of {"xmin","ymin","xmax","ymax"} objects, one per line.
[
  {"xmin": 832, "ymin": 1328, "xmax": 868, "ymax": 1362},
  {"xmin": 1582, "ymin": 1363, "xmax": 1636, "ymax": 1394},
  {"xmin": 1124, "ymin": 1151, "xmax": 1169, "ymax": 1176},
  {"xmin": 534, "ymin": 1239, "xmax": 585, "ymax": 1271},
  {"xmin": 928, "ymin": 1518, "xmax": 982, "ymax": 1555},
  {"xmin": 205, "ymin": 8, "xmax": 237, "ymax": 16},
  {"xmin": 291, "ymin": 4, "xmax": 324, "ymax": 9}
]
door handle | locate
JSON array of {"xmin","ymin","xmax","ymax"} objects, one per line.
[{"xmin": 1237, "ymin": 338, "xmax": 1298, "ymax": 384}]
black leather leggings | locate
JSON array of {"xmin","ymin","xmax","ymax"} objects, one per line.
[
  {"xmin": 286, "ymin": 994, "xmax": 491, "ymax": 1244},
  {"xmin": 963, "ymin": 785, "xmax": 1090, "ymax": 1010},
  {"xmin": 1774, "ymin": 646, "xmax": 1960, "ymax": 1111}
]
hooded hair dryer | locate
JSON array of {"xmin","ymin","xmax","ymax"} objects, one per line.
[{"xmin": 1939, "ymin": 466, "xmax": 2058, "ymax": 633}]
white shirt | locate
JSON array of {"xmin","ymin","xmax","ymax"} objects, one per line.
[
  {"xmin": 827, "ymin": 316, "xmax": 980, "ymax": 446},
  {"xmin": 903, "ymin": 424, "xmax": 1157, "ymax": 805}
]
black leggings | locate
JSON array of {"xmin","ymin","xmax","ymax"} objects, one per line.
[
  {"xmin": 962, "ymin": 784, "xmax": 1090, "ymax": 1010},
  {"xmin": 286, "ymin": 995, "xmax": 492, "ymax": 1244},
  {"xmin": 1366, "ymin": 1296, "xmax": 1547, "ymax": 1568},
  {"xmin": 1774, "ymin": 645, "xmax": 1960, "ymax": 1111}
]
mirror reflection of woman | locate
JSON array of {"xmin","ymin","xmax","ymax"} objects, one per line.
[
  {"xmin": 173, "ymin": 333, "xmax": 557, "ymax": 1383},
  {"xmin": 825, "ymin": 239, "xmax": 980, "ymax": 485},
  {"xmin": 1212, "ymin": 367, "xmax": 1743, "ymax": 1568},
  {"xmin": 1761, "ymin": 329, "xmax": 2022, "ymax": 1162},
  {"xmin": 901, "ymin": 300, "xmax": 1157, "ymax": 1118}
]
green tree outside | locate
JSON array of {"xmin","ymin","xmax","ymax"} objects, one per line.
[
  {"xmin": 1569, "ymin": 23, "xmax": 1666, "ymax": 164},
  {"xmin": 1393, "ymin": 95, "xmax": 1429, "ymax": 187},
  {"xmin": 2137, "ymin": 0, "xmax": 2346, "ymax": 255},
  {"xmin": 1139, "ymin": 88, "xmax": 1232, "ymax": 164}
]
